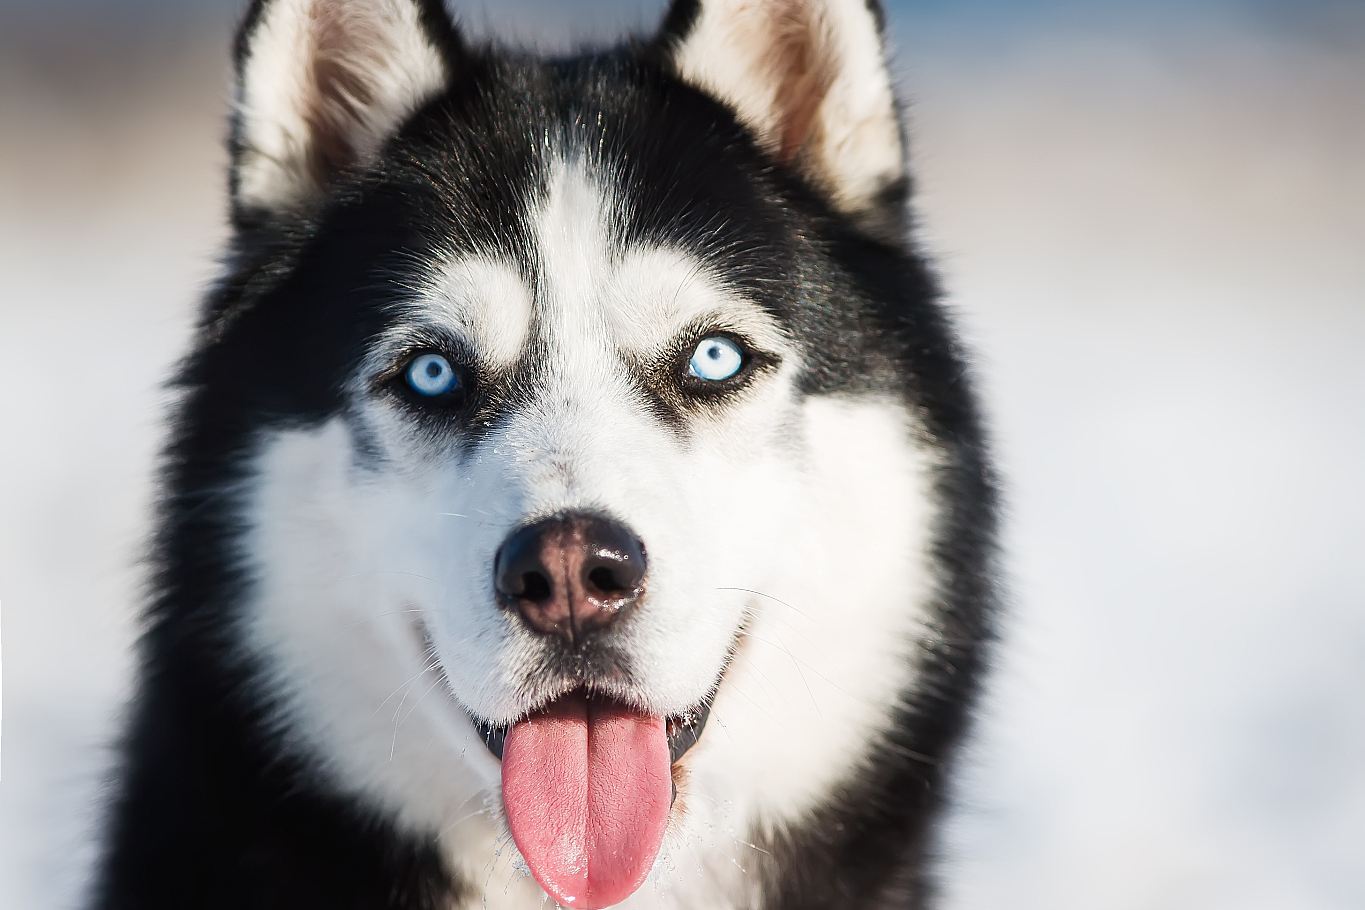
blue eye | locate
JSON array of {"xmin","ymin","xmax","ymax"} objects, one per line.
[
  {"xmin": 405, "ymin": 353, "xmax": 462, "ymax": 397},
  {"xmin": 687, "ymin": 337, "xmax": 744, "ymax": 382}
]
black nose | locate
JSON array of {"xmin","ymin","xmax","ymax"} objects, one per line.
[{"xmin": 493, "ymin": 513, "xmax": 647, "ymax": 645}]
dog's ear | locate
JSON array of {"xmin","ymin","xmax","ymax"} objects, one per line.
[
  {"xmin": 229, "ymin": 0, "xmax": 460, "ymax": 222},
  {"xmin": 659, "ymin": 0, "xmax": 905, "ymax": 239}
]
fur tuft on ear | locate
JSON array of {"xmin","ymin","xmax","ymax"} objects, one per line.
[
  {"xmin": 230, "ymin": 0, "xmax": 459, "ymax": 220},
  {"xmin": 660, "ymin": 0, "xmax": 905, "ymax": 239}
]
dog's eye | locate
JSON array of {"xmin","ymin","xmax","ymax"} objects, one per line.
[
  {"xmin": 686, "ymin": 337, "xmax": 744, "ymax": 382},
  {"xmin": 405, "ymin": 353, "xmax": 462, "ymax": 398}
]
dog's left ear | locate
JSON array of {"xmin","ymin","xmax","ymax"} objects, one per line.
[
  {"xmin": 659, "ymin": 0, "xmax": 905, "ymax": 240},
  {"xmin": 229, "ymin": 0, "xmax": 461, "ymax": 223}
]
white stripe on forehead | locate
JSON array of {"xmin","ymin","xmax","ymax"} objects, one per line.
[
  {"xmin": 421, "ymin": 257, "xmax": 534, "ymax": 365},
  {"xmin": 402, "ymin": 155, "xmax": 785, "ymax": 369},
  {"xmin": 532, "ymin": 157, "xmax": 787, "ymax": 354},
  {"xmin": 534, "ymin": 157, "xmax": 614, "ymax": 343}
]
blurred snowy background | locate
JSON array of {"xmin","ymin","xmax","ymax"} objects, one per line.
[{"xmin": 1, "ymin": 1, "xmax": 1361, "ymax": 908}]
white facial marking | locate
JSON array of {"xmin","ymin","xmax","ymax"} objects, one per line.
[
  {"xmin": 385, "ymin": 256, "xmax": 534, "ymax": 370},
  {"xmin": 401, "ymin": 158, "xmax": 799, "ymax": 726},
  {"xmin": 238, "ymin": 153, "xmax": 941, "ymax": 910},
  {"xmin": 685, "ymin": 397, "xmax": 939, "ymax": 827},
  {"xmin": 607, "ymin": 245, "xmax": 791, "ymax": 357}
]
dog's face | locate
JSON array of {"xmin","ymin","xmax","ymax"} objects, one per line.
[
  {"xmin": 206, "ymin": 0, "xmax": 944, "ymax": 905},
  {"xmin": 332, "ymin": 168, "xmax": 810, "ymax": 759}
]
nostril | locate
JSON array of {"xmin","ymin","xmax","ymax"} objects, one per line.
[
  {"xmin": 521, "ymin": 571, "xmax": 552, "ymax": 602},
  {"xmin": 587, "ymin": 566, "xmax": 623, "ymax": 594},
  {"xmin": 580, "ymin": 520, "xmax": 646, "ymax": 602},
  {"xmin": 494, "ymin": 523, "xmax": 555, "ymax": 605}
]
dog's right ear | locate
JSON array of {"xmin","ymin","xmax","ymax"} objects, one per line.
[{"xmin": 229, "ymin": 0, "xmax": 460, "ymax": 223}]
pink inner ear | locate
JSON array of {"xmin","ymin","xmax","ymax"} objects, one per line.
[
  {"xmin": 305, "ymin": 5, "xmax": 379, "ymax": 179},
  {"xmin": 766, "ymin": 10, "xmax": 835, "ymax": 164},
  {"xmin": 233, "ymin": 0, "xmax": 454, "ymax": 214},
  {"xmin": 665, "ymin": 0, "xmax": 905, "ymax": 231}
]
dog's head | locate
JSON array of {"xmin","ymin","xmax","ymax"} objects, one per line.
[{"xmin": 196, "ymin": 1, "xmax": 951, "ymax": 906}]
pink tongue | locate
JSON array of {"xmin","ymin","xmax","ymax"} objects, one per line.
[{"xmin": 501, "ymin": 693, "xmax": 671, "ymax": 909}]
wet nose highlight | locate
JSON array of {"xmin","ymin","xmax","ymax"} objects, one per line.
[{"xmin": 494, "ymin": 514, "xmax": 647, "ymax": 644}]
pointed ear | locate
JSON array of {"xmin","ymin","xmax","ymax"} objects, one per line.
[
  {"xmin": 660, "ymin": 0, "xmax": 906, "ymax": 238},
  {"xmin": 230, "ymin": 0, "xmax": 460, "ymax": 221}
]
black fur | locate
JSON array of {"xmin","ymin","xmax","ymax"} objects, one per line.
[{"xmin": 93, "ymin": 1, "xmax": 996, "ymax": 908}]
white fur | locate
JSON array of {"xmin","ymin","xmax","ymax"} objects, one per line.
[
  {"xmin": 671, "ymin": 0, "xmax": 903, "ymax": 219},
  {"xmin": 235, "ymin": 0, "xmax": 448, "ymax": 211},
  {"xmin": 395, "ymin": 257, "xmax": 536, "ymax": 370},
  {"xmin": 238, "ymin": 154, "xmax": 940, "ymax": 908}
]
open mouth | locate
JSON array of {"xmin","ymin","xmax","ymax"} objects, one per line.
[
  {"xmin": 471, "ymin": 690, "xmax": 713, "ymax": 764},
  {"xmin": 468, "ymin": 690, "xmax": 714, "ymax": 910},
  {"xmin": 414, "ymin": 607, "xmax": 726, "ymax": 909}
]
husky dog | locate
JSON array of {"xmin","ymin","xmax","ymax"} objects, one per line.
[{"xmin": 94, "ymin": 0, "xmax": 996, "ymax": 907}]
